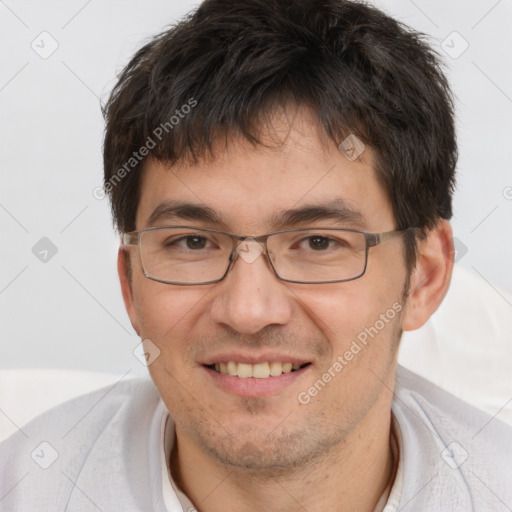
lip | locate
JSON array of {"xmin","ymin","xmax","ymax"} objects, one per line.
[
  {"xmin": 203, "ymin": 363, "xmax": 311, "ymax": 397},
  {"xmin": 200, "ymin": 351, "xmax": 311, "ymax": 366}
]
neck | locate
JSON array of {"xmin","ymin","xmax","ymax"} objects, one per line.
[{"xmin": 170, "ymin": 396, "xmax": 396, "ymax": 512}]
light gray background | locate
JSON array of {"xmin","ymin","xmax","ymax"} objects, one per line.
[{"xmin": 1, "ymin": 0, "xmax": 511, "ymax": 375}]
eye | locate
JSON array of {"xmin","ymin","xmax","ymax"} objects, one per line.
[
  {"xmin": 164, "ymin": 235, "xmax": 214, "ymax": 250},
  {"xmin": 306, "ymin": 236, "xmax": 332, "ymax": 251},
  {"xmin": 297, "ymin": 235, "xmax": 348, "ymax": 251},
  {"xmin": 178, "ymin": 235, "xmax": 209, "ymax": 250}
]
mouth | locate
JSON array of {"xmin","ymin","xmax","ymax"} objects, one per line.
[
  {"xmin": 205, "ymin": 361, "xmax": 312, "ymax": 379},
  {"xmin": 201, "ymin": 354, "xmax": 313, "ymax": 397}
]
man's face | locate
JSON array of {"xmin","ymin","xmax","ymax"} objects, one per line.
[{"xmin": 122, "ymin": 108, "xmax": 409, "ymax": 471}]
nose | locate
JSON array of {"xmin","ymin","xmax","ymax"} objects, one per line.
[{"xmin": 209, "ymin": 240, "xmax": 293, "ymax": 334}]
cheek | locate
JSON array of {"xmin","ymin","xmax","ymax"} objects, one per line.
[
  {"xmin": 293, "ymin": 282, "xmax": 397, "ymax": 339},
  {"xmin": 133, "ymin": 280, "xmax": 206, "ymax": 343},
  {"xmin": 299, "ymin": 286, "xmax": 403, "ymax": 393},
  {"xmin": 292, "ymin": 277, "xmax": 405, "ymax": 385}
]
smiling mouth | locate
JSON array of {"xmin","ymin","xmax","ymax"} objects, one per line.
[{"xmin": 206, "ymin": 361, "xmax": 311, "ymax": 379}]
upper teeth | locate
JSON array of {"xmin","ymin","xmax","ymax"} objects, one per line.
[{"xmin": 214, "ymin": 361, "xmax": 302, "ymax": 378}]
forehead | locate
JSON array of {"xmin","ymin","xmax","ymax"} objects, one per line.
[{"xmin": 135, "ymin": 108, "xmax": 394, "ymax": 233}]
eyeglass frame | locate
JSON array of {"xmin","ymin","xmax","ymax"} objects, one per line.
[{"xmin": 121, "ymin": 225, "xmax": 421, "ymax": 285}]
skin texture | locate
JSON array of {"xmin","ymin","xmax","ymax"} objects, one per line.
[{"xmin": 118, "ymin": 108, "xmax": 454, "ymax": 512}]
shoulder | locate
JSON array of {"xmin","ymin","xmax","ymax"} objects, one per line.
[
  {"xmin": 393, "ymin": 365, "xmax": 512, "ymax": 510},
  {"xmin": 1, "ymin": 375, "xmax": 160, "ymax": 446},
  {"xmin": 0, "ymin": 376, "xmax": 162, "ymax": 510},
  {"xmin": 394, "ymin": 365, "xmax": 512, "ymax": 438}
]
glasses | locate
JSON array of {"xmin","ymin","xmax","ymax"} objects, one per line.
[{"xmin": 121, "ymin": 225, "xmax": 418, "ymax": 285}]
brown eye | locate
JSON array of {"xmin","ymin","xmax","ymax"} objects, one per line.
[
  {"xmin": 184, "ymin": 236, "xmax": 208, "ymax": 249},
  {"xmin": 308, "ymin": 236, "xmax": 331, "ymax": 250}
]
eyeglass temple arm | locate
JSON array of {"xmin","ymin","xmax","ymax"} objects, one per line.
[
  {"xmin": 121, "ymin": 232, "xmax": 139, "ymax": 246},
  {"xmin": 366, "ymin": 227, "xmax": 423, "ymax": 247}
]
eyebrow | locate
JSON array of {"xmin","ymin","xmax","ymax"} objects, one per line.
[
  {"xmin": 270, "ymin": 200, "xmax": 367, "ymax": 230},
  {"xmin": 146, "ymin": 200, "xmax": 227, "ymax": 228},
  {"xmin": 145, "ymin": 198, "xmax": 367, "ymax": 231}
]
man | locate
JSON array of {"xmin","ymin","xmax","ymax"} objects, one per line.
[{"xmin": 1, "ymin": 0, "xmax": 511, "ymax": 510}]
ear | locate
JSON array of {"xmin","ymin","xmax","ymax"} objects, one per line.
[
  {"xmin": 118, "ymin": 248, "xmax": 141, "ymax": 337},
  {"xmin": 402, "ymin": 219, "xmax": 454, "ymax": 331}
]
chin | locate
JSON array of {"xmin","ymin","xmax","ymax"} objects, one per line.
[
  {"xmin": 204, "ymin": 439, "xmax": 317, "ymax": 472},
  {"xmin": 189, "ymin": 417, "xmax": 342, "ymax": 474}
]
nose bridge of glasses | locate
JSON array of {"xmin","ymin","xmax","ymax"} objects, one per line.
[{"xmin": 232, "ymin": 236, "xmax": 267, "ymax": 265}]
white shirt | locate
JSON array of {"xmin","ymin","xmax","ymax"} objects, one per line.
[{"xmin": 1, "ymin": 366, "xmax": 511, "ymax": 511}]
